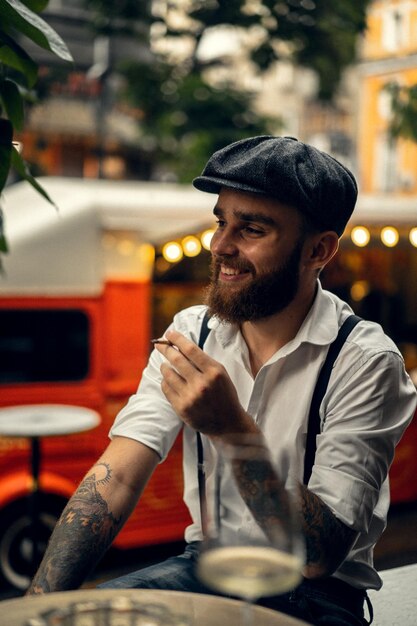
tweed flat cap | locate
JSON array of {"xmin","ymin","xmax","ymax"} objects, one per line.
[{"xmin": 193, "ymin": 135, "xmax": 358, "ymax": 236}]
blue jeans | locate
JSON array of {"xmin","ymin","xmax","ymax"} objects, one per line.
[{"xmin": 98, "ymin": 543, "xmax": 372, "ymax": 625}]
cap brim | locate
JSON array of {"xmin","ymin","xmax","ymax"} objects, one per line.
[{"xmin": 192, "ymin": 176, "xmax": 266, "ymax": 196}]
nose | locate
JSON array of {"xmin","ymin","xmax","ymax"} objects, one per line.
[{"xmin": 210, "ymin": 228, "xmax": 238, "ymax": 256}]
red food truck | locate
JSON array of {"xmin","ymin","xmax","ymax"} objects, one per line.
[
  {"xmin": 0, "ymin": 178, "xmax": 214, "ymax": 591},
  {"xmin": 0, "ymin": 179, "xmax": 416, "ymax": 591}
]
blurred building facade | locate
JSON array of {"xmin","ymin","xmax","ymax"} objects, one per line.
[
  {"xmin": 357, "ymin": 0, "xmax": 417, "ymax": 194},
  {"xmin": 17, "ymin": 0, "xmax": 151, "ymax": 181},
  {"xmin": 16, "ymin": 1, "xmax": 417, "ymax": 189}
]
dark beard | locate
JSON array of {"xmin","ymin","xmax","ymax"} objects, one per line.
[{"xmin": 205, "ymin": 239, "xmax": 304, "ymax": 324}]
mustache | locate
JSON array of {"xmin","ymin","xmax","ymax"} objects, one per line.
[{"xmin": 211, "ymin": 256, "xmax": 255, "ymax": 274}]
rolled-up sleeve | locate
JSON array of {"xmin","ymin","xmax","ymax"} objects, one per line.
[
  {"xmin": 309, "ymin": 348, "xmax": 417, "ymax": 533},
  {"xmin": 110, "ymin": 346, "xmax": 182, "ymax": 461},
  {"xmin": 109, "ymin": 304, "xmax": 208, "ymax": 461}
]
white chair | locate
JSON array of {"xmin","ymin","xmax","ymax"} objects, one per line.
[{"xmin": 368, "ymin": 562, "xmax": 417, "ymax": 625}]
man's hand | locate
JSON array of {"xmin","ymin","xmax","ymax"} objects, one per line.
[{"xmin": 155, "ymin": 329, "xmax": 254, "ymax": 437}]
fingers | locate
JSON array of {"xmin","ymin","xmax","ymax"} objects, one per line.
[
  {"xmin": 160, "ymin": 362, "xmax": 182, "ymax": 401},
  {"xmin": 166, "ymin": 329, "xmax": 212, "ymax": 371},
  {"xmin": 154, "ymin": 330, "xmax": 224, "ymax": 424},
  {"xmin": 154, "ymin": 329, "xmax": 209, "ymax": 374},
  {"xmin": 155, "ymin": 332, "xmax": 204, "ymax": 404}
]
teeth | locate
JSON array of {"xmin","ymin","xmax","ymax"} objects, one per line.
[{"xmin": 221, "ymin": 266, "xmax": 242, "ymax": 276}]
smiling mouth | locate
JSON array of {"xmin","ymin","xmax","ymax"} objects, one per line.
[{"xmin": 219, "ymin": 265, "xmax": 251, "ymax": 280}]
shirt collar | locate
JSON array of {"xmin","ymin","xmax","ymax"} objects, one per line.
[{"xmin": 289, "ymin": 280, "xmax": 340, "ymax": 349}]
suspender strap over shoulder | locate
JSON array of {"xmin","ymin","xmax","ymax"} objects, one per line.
[
  {"xmin": 198, "ymin": 310, "xmax": 211, "ymax": 350},
  {"xmin": 196, "ymin": 310, "xmax": 211, "ymax": 534},
  {"xmin": 303, "ymin": 314, "xmax": 362, "ymax": 485}
]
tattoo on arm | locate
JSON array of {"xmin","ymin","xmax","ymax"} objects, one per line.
[
  {"xmin": 300, "ymin": 485, "xmax": 357, "ymax": 576},
  {"xmin": 27, "ymin": 462, "xmax": 123, "ymax": 594},
  {"xmin": 230, "ymin": 454, "xmax": 356, "ymax": 577},
  {"xmin": 232, "ymin": 455, "xmax": 293, "ymax": 544}
]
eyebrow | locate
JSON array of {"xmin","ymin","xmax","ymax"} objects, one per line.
[{"xmin": 213, "ymin": 205, "xmax": 276, "ymax": 227}]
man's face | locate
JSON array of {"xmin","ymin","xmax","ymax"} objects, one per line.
[{"xmin": 205, "ymin": 188, "xmax": 307, "ymax": 324}]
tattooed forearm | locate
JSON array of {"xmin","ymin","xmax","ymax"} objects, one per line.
[
  {"xmin": 299, "ymin": 485, "xmax": 357, "ymax": 578},
  {"xmin": 231, "ymin": 453, "xmax": 293, "ymax": 545},
  {"xmin": 27, "ymin": 463, "xmax": 123, "ymax": 595},
  {"xmin": 229, "ymin": 447, "xmax": 357, "ymax": 578}
]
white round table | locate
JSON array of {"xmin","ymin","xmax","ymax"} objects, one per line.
[
  {"xmin": 0, "ymin": 589, "xmax": 311, "ymax": 625},
  {"xmin": 0, "ymin": 405, "xmax": 100, "ymax": 578},
  {"xmin": 0, "ymin": 404, "xmax": 100, "ymax": 439}
]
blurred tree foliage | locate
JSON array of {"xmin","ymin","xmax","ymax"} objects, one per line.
[
  {"xmin": 185, "ymin": 0, "xmax": 371, "ymax": 98},
  {"xmin": 81, "ymin": 0, "xmax": 371, "ymax": 181},
  {"xmin": 0, "ymin": 0, "xmax": 72, "ymax": 255},
  {"xmin": 384, "ymin": 82, "xmax": 417, "ymax": 144}
]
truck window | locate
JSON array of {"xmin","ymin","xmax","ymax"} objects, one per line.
[{"xmin": 0, "ymin": 309, "xmax": 89, "ymax": 383}]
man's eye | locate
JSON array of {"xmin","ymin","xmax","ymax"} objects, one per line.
[
  {"xmin": 215, "ymin": 219, "xmax": 226, "ymax": 228},
  {"xmin": 244, "ymin": 226, "xmax": 263, "ymax": 235}
]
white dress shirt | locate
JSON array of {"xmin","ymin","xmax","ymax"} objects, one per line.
[{"xmin": 110, "ymin": 282, "xmax": 417, "ymax": 590}]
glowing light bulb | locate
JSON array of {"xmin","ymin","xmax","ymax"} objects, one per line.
[
  {"xmin": 201, "ymin": 229, "xmax": 214, "ymax": 250},
  {"xmin": 350, "ymin": 280, "xmax": 370, "ymax": 302},
  {"xmin": 182, "ymin": 235, "xmax": 202, "ymax": 257},
  {"xmin": 409, "ymin": 228, "xmax": 417, "ymax": 248},
  {"xmin": 351, "ymin": 226, "xmax": 370, "ymax": 247},
  {"xmin": 380, "ymin": 227, "xmax": 399, "ymax": 247},
  {"xmin": 136, "ymin": 243, "xmax": 155, "ymax": 263},
  {"xmin": 162, "ymin": 241, "xmax": 183, "ymax": 263}
]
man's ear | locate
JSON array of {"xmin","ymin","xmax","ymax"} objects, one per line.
[{"xmin": 303, "ymin": 231, "xmax": 339, "ymax": 271}]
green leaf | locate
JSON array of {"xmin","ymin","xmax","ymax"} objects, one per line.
[
  {"xmin": 0, "ymin": 208, "xmax": 8, "ymax": 253},
  {"xmin": 0, "ymin": 118, "xmax": 13, "ymax": 191},
  {"xmin": 0, "ymin": 32, "xmax": 38, "ymax": 86},
  {"xmin": 0, "ymin": 79, "xmax": 25, "ymax": 130},
  {"xmin": 0, "ymin": 0, "xmax": 73, "ymax": 62},
  {"xmin": 11, "ymin": 145, "xmax": 58, "ymax": 208},
  {"xmin": 0, "ymin": 237, "xmax": 8, "ymax": 253},
  {"xmin": 21, "ymin": 0, "xmax": 49, "ymax": 12},
  {"xmin": 384, "ymin": 82, "xmax": 417, "ymax": 143}
]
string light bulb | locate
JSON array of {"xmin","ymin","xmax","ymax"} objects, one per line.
[
  {"xmin": 409, "ymin": 228, "xmax": 417, "ymax": 248},
  {"xmin": 380, "ymin": 227, "xmax": 399, "ymax": 247},
  {"xmin": 182, "ymin": 235, "xmax": 202, "ymax": 257},
  {"xmin": 201, "ymin": 229, "xmax": 214, "ymax": 250},
  {"xmin": 162, "ymin": 241, "xmax": 183, "ymax": 263},
  {"xmin": 351, "ymin": 226, "xmax": 370, "ymax": 247}
]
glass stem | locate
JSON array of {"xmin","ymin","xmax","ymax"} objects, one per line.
[{"xmin": 242, "ymin": 600, "xmax": 254, "ymax": 626}]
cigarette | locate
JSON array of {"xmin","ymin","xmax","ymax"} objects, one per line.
[{"xmin": 151, "ymin": 338, "xmax": 173, "ymax": 346}]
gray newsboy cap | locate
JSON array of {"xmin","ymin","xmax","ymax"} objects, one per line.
[{"xmin": 192, "ymin": 135, "xmax": 357, "ymax": 236}]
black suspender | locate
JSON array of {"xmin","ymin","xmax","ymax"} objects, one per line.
[
  {"xmin": 195, "ymin": 310, "xmax": 362, "ymax": 531},
  {"xmin": 197, "ymin": 310, "xmax": 212, "ymax": 350},
  {"xmin": 196, "ymin": 311, "xmax": 211, "ymax": 534},
  {"xmin": 303, "ymin": 314, "xmax": 362, "ymax": 484}
]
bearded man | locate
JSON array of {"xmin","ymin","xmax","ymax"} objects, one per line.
[{"xmin": 28, "ymin": 137, "xmax": 416, "ymax": 625}]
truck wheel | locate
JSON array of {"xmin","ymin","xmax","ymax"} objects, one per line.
[{"xmin": 0, "ymin": 495, "xmax": 66, "ymax": 592}]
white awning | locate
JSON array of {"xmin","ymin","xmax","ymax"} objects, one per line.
[{"xmin": 1, "ymin": 177, "xmax": 215, "ymax": 295}]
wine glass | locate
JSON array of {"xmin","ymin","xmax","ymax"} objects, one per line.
[{"xmin": 196, "ymin": 434, "xmax": 305, "ymax": 624}]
